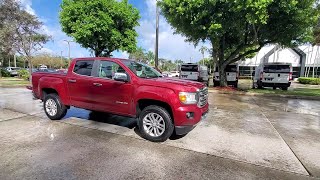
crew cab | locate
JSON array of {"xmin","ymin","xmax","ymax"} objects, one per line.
[{"xmin": 31, "ymin": 58, "xmax": 209, "ymax": 142}]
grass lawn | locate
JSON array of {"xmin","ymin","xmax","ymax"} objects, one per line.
[
  {"xmin": 0, "ymin": 77, "xmax": 30, "ymax": 87},
  {"xmin": 248, "ymin": 88, "xmax": 320, "ymax": 97}
]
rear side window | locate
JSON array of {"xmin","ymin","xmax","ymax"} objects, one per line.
[
  {"xmin": 181, "ymin": 65, "xmax": 198, "ymax": 72},
  {"xmin": 73, "ymin": 60, "xmax": 93, "ymax": 76},
  {"xmin": 264, "ymin": 65, "xmax": 290, "ymax": 73}
]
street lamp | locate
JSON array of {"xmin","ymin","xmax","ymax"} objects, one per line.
[
  {"xmin": 154, "ymin": 0, "xmax": 159, "ymax": 69},
  {"xmin": 64, "ymin": 40, "xmax": 74, "ymax": 66}
]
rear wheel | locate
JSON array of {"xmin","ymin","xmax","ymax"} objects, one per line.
[
  {"xmin": 44, "ymin": 94, "xmax": 67, "ymax": 120},
  {"xmin": 282, "ymin": 87, "xmax": 288, "ymax": 91},
  {"xmin": 138, "ymin": 105, "xmax": 174, "ymax": 142},
  {"xmin": 257, "ymin": 81, "xmax": 263, "ymax": 89}
]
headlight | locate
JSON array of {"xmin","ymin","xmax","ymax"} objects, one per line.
[{"xmin": 179, "ymin": 92, "xmax": 199, "ymax": 104}]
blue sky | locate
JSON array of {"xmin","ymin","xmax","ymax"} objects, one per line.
[{"xmin": 19, "ymin": 0, "xmax": 210, "ymax": 62}]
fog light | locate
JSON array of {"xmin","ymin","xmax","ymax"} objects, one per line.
[{"xmin": 186, "ymin": 112, "xmax": 194, "ymax": 119}]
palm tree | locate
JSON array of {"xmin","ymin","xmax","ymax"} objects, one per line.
[
  {"xmin": 199, "ymin": 46, "xmax": 208, "ymax": 61},
  {"xmin": 145, "ymin": 51, "xmax": 155, "ymax": 65}
]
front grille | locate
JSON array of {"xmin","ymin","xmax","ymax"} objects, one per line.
[{"xmin": 198, "ymin": 87, "xmax": 208, "ymax": 107}]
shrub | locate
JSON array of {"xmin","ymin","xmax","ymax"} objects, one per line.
[
  {"xmin": 298, "ymin": 77, "xmax": 320, "ymax": 85},
  {"xmin": 17, "ymin": 69, "xmax": 30, "ymax": 80},
  {"xmin": 1, "ymin": 68, "xmax": 11, "ymax": 77}
]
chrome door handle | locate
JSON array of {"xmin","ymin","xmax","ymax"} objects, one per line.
[
  {"xmin": 93, "ymin": 83, "xmax": 102, "ymax": 87},
  {"xmin": 68, "ymin": 79, "xmax": 76, "ymax": 83}
]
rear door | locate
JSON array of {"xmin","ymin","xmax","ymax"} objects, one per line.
[
  {"xmin": 226, "ymin": 65, "xmax": 237, "ymax": 82},
  {"xmin": 67, "ymin": 60, "xmax": 95, "ymax": 109},
  {"xmin": 90, "ymin": 60, "xmax": 134, "ymax": 116},
  {"xmin": 262, "ymin": 65, "xmax": 290, "ymax": 83},
  {"xmin": 180, "ymin": 64, "xmax": 199, "ymax": 81}
]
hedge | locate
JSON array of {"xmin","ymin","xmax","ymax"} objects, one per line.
[
  {"xmin": 17, "ymin": 69, "xmax": 30, "ymax": 80},
  {"xmin": 298, "ymin": 77, "xmax": 320, "ymax": 85},
  {"xmin": 0, "ymin": 69, "xmax": 11, "ymax": 77}
]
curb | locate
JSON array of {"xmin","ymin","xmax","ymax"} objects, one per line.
[{"xmin": 208, "ymin": 89, "xmax": 320, "ymax": 100}]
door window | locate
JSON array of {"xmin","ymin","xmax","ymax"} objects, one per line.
[
  {"xmin": 97, "ymin": 61, "xmax": 126, "ymax": 80},
  {"xmin": 73, "ymin": 60, "xmax": 94, "ymax": 76}
]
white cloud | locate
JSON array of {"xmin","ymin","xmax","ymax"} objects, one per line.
[
  {"xmin": 136, "ymin": 0, "xmax": 210, "ymax": 62},
  {"xmin": 18, "ymin": 0, "xmax": 35, "ymax": 15}
]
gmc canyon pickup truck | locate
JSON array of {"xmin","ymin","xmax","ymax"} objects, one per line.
[{"xmin": 32, "ymin": 58, "xmax": 209, "ymax": 142}]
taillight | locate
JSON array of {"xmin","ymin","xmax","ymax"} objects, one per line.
[
  {"xmin": 289, "ymin": 72, "xmax": 293, "ymax": 81},
  {"xmin": 260, "ymin": 72, "xmax": 264, "ymax": 80}
]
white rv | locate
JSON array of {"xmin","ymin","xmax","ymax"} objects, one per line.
[
  {"xmin": 253, "ymin": 63, "xmax": 292, "ymax": 90},
  {"xmin": 179, "ymin": 63, "xmax": 209, "ymax": 85},
  {"xmin": 213, "ymin": 64, "xmax": 239, "ymax": 88}
]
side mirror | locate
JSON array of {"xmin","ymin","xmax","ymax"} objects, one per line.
[{"xmin": 114, "ymin": 72, "xmax": 128, "ymax": 82}]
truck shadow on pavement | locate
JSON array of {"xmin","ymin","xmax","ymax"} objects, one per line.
[{"xmin": 62, "ymin": 107, "xmax": 186, "ymax": 140}]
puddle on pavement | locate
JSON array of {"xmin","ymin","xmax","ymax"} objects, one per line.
[{"xmin": 63, "ymin": 107, "xmax": 137, "ymax": 129}]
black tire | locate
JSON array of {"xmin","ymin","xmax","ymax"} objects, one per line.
[
  {"xmin": 234, "ymin": 82, "xmax": 238, "ymax": 88},
  {"xmin": 257, "ymin": 81, "xmax": 263, "ymax": 89},
  {"xmin": 273, "ymin": 87, "xmax": 277, "ymax": 90},
  {"xmin": 213, "ymin": 81, "xmax": 219, "ymax": 87},
  {"xmin": 282, "ymin": 87, "xmax": 288, "ymax": 91},
  {"xmin": 43, "ymin": 93, "xmax": 67, "ymax": 120},
  {"xmin": 138, "ymin": 105, "xmax": 174, "ymax": 142}
]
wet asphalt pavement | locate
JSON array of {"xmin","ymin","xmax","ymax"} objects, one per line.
[{"xmin": 0, "ymin": 88, "xmax": 319, "ymax": 179}]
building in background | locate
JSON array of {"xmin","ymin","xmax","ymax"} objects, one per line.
[{"xmin": 238, "ymin": 45, "xmax": 320, "ymax": 78}]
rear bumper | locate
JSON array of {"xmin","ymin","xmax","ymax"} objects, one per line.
[
  {"xmin": 174, "ymin": 104, "xmax": 209, "ymax": 135},
  {"xmin": 260, "ymin": 82, "xmax": 291, "ymax": 87}
]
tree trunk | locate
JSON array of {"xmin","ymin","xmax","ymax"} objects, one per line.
[
  {"xmin": 28, "ymin": 58, "xmax": 32, "ymax": 83},
  {"xmin": 218, "ymin": 63, "xmax": 227, "ymax": 87},
  {"xmin": 95, "ymin": 50, "xmax": 102, "ymax": 57}
]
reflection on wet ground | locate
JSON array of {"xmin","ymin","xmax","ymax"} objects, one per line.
[{"xmin": 63, "ymin": 107, "xmax": 137, "ymax": 129}]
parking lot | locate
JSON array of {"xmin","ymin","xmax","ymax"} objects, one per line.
[{"xmin": 0, "ymin": 88, "xmax": 319, "ymax": 179}]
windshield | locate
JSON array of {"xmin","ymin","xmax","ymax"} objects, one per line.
[{"xmin": 121, "ymin": 60, "xmax": 162, "ymax": 78}]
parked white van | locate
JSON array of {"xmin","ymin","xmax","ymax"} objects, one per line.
[
  {"xmin": 213, "ymin": 64, "xmax": 239, "ymax": 88},
  {"xmin": 253, "ymin": 63, "xmax": 292, "ymax": 90},
  {"xmin": 180, "ymin": 63, "xmax": 209, "ymax": 85}
]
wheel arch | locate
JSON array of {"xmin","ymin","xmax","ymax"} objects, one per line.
[{"xmin": 136, "ymin": 99, "xmax": 173, "ymax": 121}]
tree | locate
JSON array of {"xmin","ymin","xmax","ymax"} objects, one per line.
[
  {"xmin": 0, "ymin": 0, "xmax": 50, "ymax": 80},
  {"xmin": 14, "ymin": 11, "xmax": 51, "ymax": 81},
  {"xmin": 145, "ymin": 51, "xmax": 155, "ymax": 65},
  {"xmin": 159, "ymin": 0, "xmax": 319, "ymax": 86},
  {"xmin": 129, "ymin": 46, "xmax": 147, "ymax": 62},
  {"xmin": 60, "ymin": 0, "xmax": 140, "ymax": 57}
]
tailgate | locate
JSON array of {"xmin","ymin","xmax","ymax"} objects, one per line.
[
  {"xmin": 180, "ymin": 71, "xmax": 198, "ymax": 80},
  {"xmin": 262, "ymin": 73, "xmax": 289, "ymax": 83}
]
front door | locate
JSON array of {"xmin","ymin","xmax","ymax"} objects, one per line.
[
  {"xmin": 67, "ymin": 60, "xmax": 95, "ymax": 109},
  {"xmin": 90, "ymin": 60, "xmax": 133, "ymax": 116}
]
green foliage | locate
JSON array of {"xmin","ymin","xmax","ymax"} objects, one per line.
[
  {"xmin": 159, "ymin": 0, "xmax": 319, "ymax": 86},
  {"xmin": 17, "ymin": 69, "xmax": 29, "ymax": 80},
  {"xmin": 298, "ymin": 77, "xmax": 320, "ymax": 85},
  {"xmin": 60, "ymin": 0, "xmax": 140, "ymax": 57},
  {"xmin": 1, "ymin": 68, "xmax": 10, "ymax": 77}
]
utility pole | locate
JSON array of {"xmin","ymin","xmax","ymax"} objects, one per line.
[
  {"xmin": 154, "ymin": 0, "xmax": 159, "ymax": 69},
  {"xmin": 64, "ymin": 40, "xmax": 73, "ymax": 66},
  {"xmin": 14, "ymin": 54, "xmax": 16, "ymax": 67},
  {"xmin": 60, "ymin": 51, "xmax": 63, "ymax": 69}
]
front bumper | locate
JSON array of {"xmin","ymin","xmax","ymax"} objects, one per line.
[{"xmin": 174, "ymin": 104, "xmax": 209, "ymax": 135}]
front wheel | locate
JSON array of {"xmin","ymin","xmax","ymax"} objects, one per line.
[
  {"xmin": 138, "ymin": 105, "xmax": 174, "ymax": 142},
  {"xmin": 44, "ymin": 94, "xmax": 67, "ymax": 120},
  {"xmin": 282, "ymin": 87, "xmax": 288, "ymax": 91}
]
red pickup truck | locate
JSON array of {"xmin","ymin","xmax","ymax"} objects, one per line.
[{"xmin": 32, "ymin": 58, "xmax": 209, "ymax": 142}]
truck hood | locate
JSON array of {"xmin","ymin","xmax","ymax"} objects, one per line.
[{"xmin": 142, "ymin": 77, "xmax": 205, "ymax": 92}]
